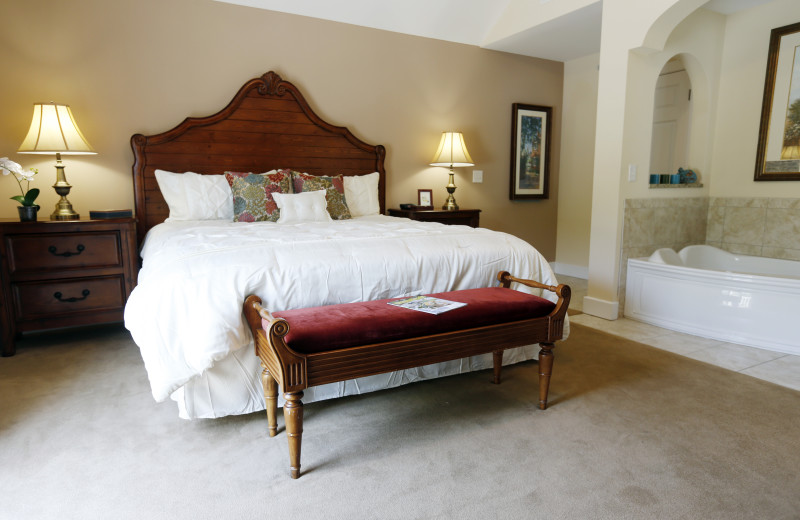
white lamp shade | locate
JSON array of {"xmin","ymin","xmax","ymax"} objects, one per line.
[
  {"xmin": 18, "ymin": 103, "xmax": 96, "ymax": 155},
  {"xmin": 430, "ymin": 132, "xmax": 473, "ymax": 167}
]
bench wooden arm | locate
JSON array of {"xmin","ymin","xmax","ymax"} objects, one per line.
[
  {"xmin": 244, "ymin": 295, "xmax": 307, "ymax": 392},
  {"xmin": 497, "ymin": 271, "xmax": 571, "ymax": 342},
  {"xmin": 497, "ymin": 271, "xmax": 571, "ymax": 299},
  {"xmin": 244, "ymin": 295, "xmax": 290, "ymax": 339}
]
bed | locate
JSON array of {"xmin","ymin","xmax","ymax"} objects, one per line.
[{"xmin": 124, "ymin": 71, "xmax": 565, "ymax": 419}]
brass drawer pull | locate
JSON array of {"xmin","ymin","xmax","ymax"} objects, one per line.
[
  {"xmin": 48, "ymin": 244, "xmax": 85, "ymax": 257},
  {"xmin": 54, "ymin": 289, "xmax": 90, "ymax": 303}
]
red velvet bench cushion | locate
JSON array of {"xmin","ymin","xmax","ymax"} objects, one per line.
[{"xmin": 268, "ymin": 287, "xmax": 556, "ymax": 354}]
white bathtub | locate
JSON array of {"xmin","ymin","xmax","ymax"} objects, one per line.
[{"xmin": 624, "ymin": 245, "xmax": 800, "ymax": 355}]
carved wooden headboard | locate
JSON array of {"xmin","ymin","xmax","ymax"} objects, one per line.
[{"xmin": 131, "ymin": 71, "xmax": 386, "ymax": 245}]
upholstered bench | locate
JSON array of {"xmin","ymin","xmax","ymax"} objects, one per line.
[{"xmin": 243, "ymin": 271, "xmax": 570, "ymax": 479}]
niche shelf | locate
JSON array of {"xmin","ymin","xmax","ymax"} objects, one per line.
[{"xmin": 648, "ymin": 183, "xmax": 704, "ymax": 189}]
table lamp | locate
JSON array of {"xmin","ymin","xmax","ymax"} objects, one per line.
[
  {"xmin": 430, "ymin": 132, "xmax": 473, "ymax": 210},
  {"xmin": 18, "ymin": 103, "xmax": 96, "ymax": 220}
]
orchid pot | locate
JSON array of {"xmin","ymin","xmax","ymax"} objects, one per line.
[{"xmin": 17, "ymin": 204, "xmax": 40, "ymax": 222}]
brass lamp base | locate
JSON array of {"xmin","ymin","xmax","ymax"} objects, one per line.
[
  {"xmin": 442, "ymin": 195, "xmax": 459, "ymax": 211},
  {"xmin": 50, "ymin": 155, "xmax": 80, "ymax": 221},
  {"xmin": 442, "ymin": 169, "xmax": 459, "ymax": 210},
  {"xmin": 51, "ymin": 205, "xmax": 80, "ymax": 221}
]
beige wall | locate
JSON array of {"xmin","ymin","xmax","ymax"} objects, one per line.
[
  {"xmin": 554, "ymin": 52, "xmax": 599, "ymax": 276},
  {"xmin": 710, "ymin": 0, "xmax": 800, "ymax": 199},
  {"xmin": 0, "ymin": 0, "xmax": 563, "ymax": 258}
]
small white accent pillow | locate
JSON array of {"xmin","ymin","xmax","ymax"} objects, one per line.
[
  {"xmin": 343, "ymin": 172, "xmax": 380, "ymax": 217},
  {"xmin": 272, "ymin": 190, "xmax": 332, "ymax": 224},
  {"xmin": 154, "ymin": 170, "xmax": 233, "ymax": 221}
]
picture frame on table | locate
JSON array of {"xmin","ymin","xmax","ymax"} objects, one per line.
[
  {"xmin": 510, "ymin": 103, "xmax": 552, "ymax": 199},
  {"xmin": 754, "ymin": 21, "xmax": 800, "ymax": 181},
  {"xmin": 417, "ymin": 189, "xmax": 433, "ymax": 210}
]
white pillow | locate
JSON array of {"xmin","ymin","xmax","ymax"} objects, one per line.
[
  {"xmin": 273, "ymin": 190, "xmax": 332, "ymax": 224},
  {"xmin": 154, "ymin": 170, "xmax": 233, "ymax": 221},
  {"xmin": 343, "ymin": 172, "xmax": 380, "ymax": 217}
]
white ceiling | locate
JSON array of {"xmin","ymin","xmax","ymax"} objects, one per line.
[
  {"xmin": 215, "ymin": 0, "xmax": 775, "ymax": 62},
  {"xmin": 216, "ymin": 0, "xmax": 511, "ymax": 47}
]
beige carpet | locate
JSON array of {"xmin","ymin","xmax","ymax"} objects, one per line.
[{"xmin": 1, "ymin": 323, "xmax": 799, "ymax": 520}]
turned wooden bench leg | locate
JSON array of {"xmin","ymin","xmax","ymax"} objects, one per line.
[
  {"xmin": 492, "ymin": 350, "xmax": 503, "ymax": 384},
  {"xmin": 284, "ymin": 391, "xmax": 304, "ymax": 479},
  {"xmin": 260, "ymin": 363, "xmax": 278, "ymax": 437},
  {"xmin": 538, "ymin": 343, "xmax": 555, "ymax": 410}
]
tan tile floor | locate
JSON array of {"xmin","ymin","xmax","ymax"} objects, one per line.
[{"xmin": 556, "ymin": 274, "xmax": 800, "ymax": 392}]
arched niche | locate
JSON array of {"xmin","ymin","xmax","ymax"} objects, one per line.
[{"xmin": 648, "ymin": 52, "xmax": 710, "ymax": 183}]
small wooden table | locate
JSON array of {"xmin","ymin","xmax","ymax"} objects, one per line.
[
  {"xmin": 0, "ymin": 217, "xmax": 138, "ymax": 356},
  {"xmin": 387, "ymin": 208, "xmax": 481, "ymax": 228}
]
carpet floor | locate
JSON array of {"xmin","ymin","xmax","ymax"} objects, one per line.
[{"xmin": 1, "ymin": 323, "xmax": 799, "ymax": 520}]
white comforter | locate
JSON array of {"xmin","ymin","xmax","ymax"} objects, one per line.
[{"xmin": 125, "ymin": 215, "xmax": 563, "ymax": 418}]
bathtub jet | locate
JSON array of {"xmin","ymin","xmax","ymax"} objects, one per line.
[{"xmin": 625, "ymin": 245, "xmax": 800, "ymax": 355}]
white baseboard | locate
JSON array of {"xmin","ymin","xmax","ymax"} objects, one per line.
[
  {"xmin": 582, "ymin": 296, "xmax": 619, "ymax": 320},
  {"xmin": 550, "ymin": 262, "xmax": 589, "ymax": 279}
]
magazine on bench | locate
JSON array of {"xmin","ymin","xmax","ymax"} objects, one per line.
[{"xmin": 388, "ymin": 295, "xmax": 466, "ymax": 315}]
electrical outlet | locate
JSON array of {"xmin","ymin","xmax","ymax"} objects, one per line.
[{"xmin": 472, "ymin": 170, "xmax": 483, "ymax": 183}]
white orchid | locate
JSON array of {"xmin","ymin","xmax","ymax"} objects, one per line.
[
  {"xmin": 0, "ymin": 157, "xmax": 24, "ymax": 176},
  {"xmin": 1, "ymin": 157, "xmax": 40, "ymax": 206}
]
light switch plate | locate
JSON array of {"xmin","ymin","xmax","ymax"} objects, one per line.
[{"xmin": 472, "ymin": 170, "xmax": 483, "ymax": 183}]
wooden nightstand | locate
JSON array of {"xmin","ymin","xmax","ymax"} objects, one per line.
[
  {"xmin": 0, "ymin": 218, "xmax": 138, "ymax": 357},
  {"xmin": 387, "ymin": 208, "xmax": 481, "ymax": 228}
]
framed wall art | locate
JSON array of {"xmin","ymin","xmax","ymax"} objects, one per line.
[
  {"xmin": 417, "ymin": 189, "xmax": 433, "ymax": 210},
  {"xmin": 754, "ymin": 21, "xmax": 800, "ymax": 181},
  {"xmin": 510, "ymin": 103, "xmax": 552, "ymax": 199}
]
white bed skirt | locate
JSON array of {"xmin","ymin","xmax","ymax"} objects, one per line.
[{"xmin": 172, "ymin": 343, "xmax": 541, "ymax": 419}]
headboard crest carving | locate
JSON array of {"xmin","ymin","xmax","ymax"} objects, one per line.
[{"xmin": 257, "ymin": 71, "xmax": 287, "ymax": 96}]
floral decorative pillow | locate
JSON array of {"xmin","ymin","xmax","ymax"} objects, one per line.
[
  {"xmin": 223, "ymin": 170, "xmax": 278, "ymax": 186},
  {"xmin": 224, "ymin": 171, "xmax": 292, "ymax": 222},
  {"xmin": 289, "ymin": 170, "xmax": 351, "ymax": 220}
]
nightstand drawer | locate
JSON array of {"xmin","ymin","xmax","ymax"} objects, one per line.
[
  {"xmin": 6, "ymin": 232, "xmax": 123, "ymax": 274},
  {"xmin": 12, "ymin": 276, "xmax": 127, "ymax": 320}
]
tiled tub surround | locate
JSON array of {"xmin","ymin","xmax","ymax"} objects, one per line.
[
  {"xmin": 618, "ymin": 196, "xmax": 800, "ymax": 315},
  {"xmin": 619, "ymin": 197, "xmax": 709, "ymax": 313},
  {"xmin": 706, "ymin": 197, "xmax": 800, "ymax": 261}
]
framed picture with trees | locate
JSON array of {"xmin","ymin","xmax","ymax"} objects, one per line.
[
  {"xmin": 754, "ymin": 21, "xmax": 800, "ymax": 181},
  {"xmin": 510, "ymin": 103, "xmax": 552, "ymax": 199}
]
